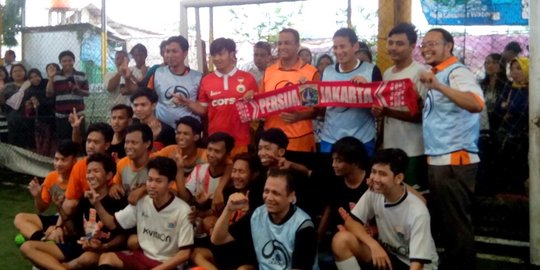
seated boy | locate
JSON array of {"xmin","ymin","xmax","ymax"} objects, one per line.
[
  {"xmin": 95, "ymin": 157, "xmax": 194, "ymax": 270},
  {"xmin": 20, "ymin": 153, "xmax": 128, "ymax": 269},
  {"xmin": 332, "ymin": 148, "xmax": 438, "ymax": 270}
]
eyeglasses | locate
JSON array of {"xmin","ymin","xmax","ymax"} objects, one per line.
[{"xmin": 420, "ymin": 41, "xmax": 442, "ymax": 49}]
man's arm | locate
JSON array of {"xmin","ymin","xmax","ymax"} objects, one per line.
[
  {"xmin": 410, "ymin": 261, "xmax": 423, "ymax": 270},
  {"xmin": 46, "ymin": 77, "xmax": 55, "ymax": 98},
  {"xmin": 106, "ymin": 72, "xmax": 122, "ymax": 93},
  {"xmin": 291, "ymin": 220, "xmax": 317, "ymax": 270},
  {"xmin": 151, "ymin": 248, "xmax": 191, "ymax": 270},
  {"xmin": 211, "ymin": 192, "xmax": 248, "ymax": 245},
  {"xmin": 92, "ymin": 198, "xmax": 118, "ymax": 230}
]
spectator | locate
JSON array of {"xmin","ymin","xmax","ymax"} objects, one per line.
[
  {"xmin": 129, "ymin": 43, "xmax": 149, "ymax": 85},
  {"xmin": 105, "ymin": 50, "xmax": 131, "ymax": 107},
  {"xmin": 419, "ymin": 28, "xmax": 483, "ymax": 269},
  {"xmin": 142, "ymin": 40, "xmax": 167, "ymax": 86},
  {"xmin": 247, "ymin": 41, "xmax": 272, "ymax": 85},
  {"xmin": 46, "ymin": 50, "xmax": 90, "ymax": 141},
  {"xmin": 109, "ymin": 104, "xmax": 133, "ymax": 159},
  {"xmin": 298, "ymin": 47, "xmax": 313, "ymax": 65},
  {"xmin": 316, "ymin": 54, "xmax": 334, "ymax": 75},
  {"xmin": 480, "ymin": 53, "xmax": 508, "ymax": 131},
  {"xmin": 0, "ymin": 65, "xmax": 11, "ymax": 142},
  {"xmin": 356, "ymin": 41, "xmax": 373, "ymax": 63},
  {"xmin": 4, "ymin": 49, "xmax": 16, "ymax": 73},
  {"xmin": 501, "ymin": 41, "xmax": 523, "ymax": 64}
]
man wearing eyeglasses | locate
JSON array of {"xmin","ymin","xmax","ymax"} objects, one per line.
[{"xmin": 419, "ymin": 28, "xmax": 484, "ymax": 270}]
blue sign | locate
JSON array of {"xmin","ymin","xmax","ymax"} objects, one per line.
[{"xmin": 421, "ymin": 0, "xmax": 529, "ymax": 26}]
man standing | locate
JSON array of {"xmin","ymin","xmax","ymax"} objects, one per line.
[
  {"xmin": 320, "ymin": 28, "xmax": 382, "ymax": 156},
  {"xmin": 212, "ymin": 168, "xmax": 317, "ymax": 270},
  {"xmin": 4, "ymin": 50, "xmax": 16, "ymax": 73},
  {"xmin": 372, "ymin": 23, "xmax": 428, "ymax": 191},
  {"xmin": 261, "ymin": 28, "xmax": 319, "ymax": 152},
  {"xmin": 105, "ymin": 50, "xmax": 131, "ymax": 107},
  {"xmin": 247, "ymin": 41, "xmax": 272, "ymax": 85},
  {"xmin": 419, "ymin": 28, "xmax": 484, "ymax": 270}
]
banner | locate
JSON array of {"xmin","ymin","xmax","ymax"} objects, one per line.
[{"xmin": 235, "ymin": 79, "xmax": 418, "ymax": 123}]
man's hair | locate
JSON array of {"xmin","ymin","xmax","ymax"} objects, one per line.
[
  {"xmin": 504, "ymin": 41, "xmax": 522, "ymax": 54},
  {"xmin": 56, "ymin": 140, "xmax": 79, "ymax": 157},
  {"xmin": 279, "ymin": 28, "xmax": 300, "ymax": 44},
  {"xmin": 388, "ymin": 22, "xmax": 418, "ymax": 44},
  {"xmin": 166, "ymin": 35, "xmax": 189, "ymax": 52},
  {"xmin": 331, "ymin": 137, "xmax": 370, "ymax": 170},
  {"xmin": 130, "ymin": 43, "xmax": 148, "ymax": 57},
  {"xmin": 260, "ymin": 128, "xmax": 289, "ymax": 149},
  {"xmin": 175, "ymin": 116, "xmax": 203, "ymax": 135},
  {"xmin": 267, "ymin": 168, "xmax": 295, "ymax": 194},
  {"xmin": 333, "ymin": 28, "xmax": 359, "ymax": 45},
  {"xmin": 210, "ymin": 38, "xmax": 236, "ymax": 56},
  {"xmin": 115, "ymin": 50, "xmax": 128, "ymax": 58},
  {"xmin": 86, "ymin": 122, "xmax": 114, "ymax": 143},
  {"xmin": 5, "ymin": 50, "xmax": 15, "ymax": 58},
  {"xmin": 254, "ymin": 41, "xmax": 272, "ymax": 55},
  {"xmin": 126, "ymin": 123, "xmax": 153, "ymax": 150},
  {"xmin": 233, "ymin": 152, "xmax": 262, "ymax": 175},
  {"xmin": 207, "ymin": 132, "xmax": 235, "ymax": 153},
  {"xmin": 159, "ymin": 40, "xmax": 167, "ymax": 57},
  {"xmin": 87, "ymin": 153, "xmax": 117, "ymax": 175},
  {"xmin": 46, "ymin": 63, "xmax": 61, "ymax": 72},
  {"xmin": 58, "ymin": 50, "xmax": 76, "ymax": 62},
  {"xmin": 316, "ymin": 54, "xmax": 334, "ymax": 66},
  {"xmin": 130, "ymin": 88, "xmax": 159, "ymax": 104},
  {"xmin": 372, "ymin": 148, "xmax": 409, "ymax": 176},
  {"xmin": 147, "ymin": 157, "xmax": 177, "ymax": 182},
  {"xmin": 111, "ymin": 104, "xmax": 134, "ymax": 118},
  {"xmin": 427, "ymin": 28, "xmax": 454, "ymax": 54}
]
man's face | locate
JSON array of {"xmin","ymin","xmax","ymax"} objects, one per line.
[
  {"xmin": 263, "ymin": 176, "xmax": 294, "ymax": 215},
  {"xmin": 331, "ymin": 153, "xmax": 355, "ymax": 177},
  {"xmin": 132, "ymin": 96, "xmax": 155, "ymax": 121},
  {"xmin": 332, "ymin": 36, "xmax": 358, "ymax": 65},
  {"xmin": 60, "ymin": 56, "xmax": 75, "ymax": 72},
  {"xmin": 146, "ymin": 168, "xmax": 171, "ymax": 199},
  {"xmin": 212, "ymin": 49, "xmax": 235, "ymax": 73},
  {"xmin": 206, "ymin": 141, "xmax": 228, "ymax": 167},
  {"xmin": 53, "ymin": 152, "xmax": 76, "ymax": 175},
  {"xmin": 4, "ymin": 52, "xmax": 15, "ymax": 64},
  {"xmin": 387, "ymin": 33, "xmax": 414, "ymax": 64},
  {"xmin": 231, "ymin": 159, "xmax": 251, "ymax": 190},
  {"xmin": 370, "ymin": 163, "xmax": 401, "ymax": 196},
  {"xmin": 124, "ymin": 131, "xmax": 149, "ymax": 160},
  {"xmin": 421, "ymin": 31, "xmax": 452, "ymax": 66},
  {"xmin": 86, "ymin": 131, "xmax": 110, "ymax": 156},
  {"xmin": 114, "ymin": 52, "xmax": 127, "ymax": 67},
  {"xmin": 131, "ymin": 49, "xmax": 147, "ymax": 67},
  {"xmin": 165, "ymin": 42, "xmax": 187, "ymax": 68},
  {"xmin": 257, "ymin": 140, "xmax": 283, "ymax": 167},
  {"xmin": 87, "ymin": 161, "xmax": 111, "ymax": 190},
  {"xmin": 254, "ymin": 47, "xmax": 271, "ymax": 70},
  {"xmin": 175, "ymin": 124, "xmax": 198, "ymax": 149},
  {"xmin": 110, "ymin": 109, "xmax": 131, "ymax": 134},
  {"xmin": 277, "ymin": 32, "xmax": 299, "ymax": 62}
]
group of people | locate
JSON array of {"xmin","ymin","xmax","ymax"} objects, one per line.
[{"xmin": 8, "ymin": 21, "xmax": 529, "ymax": 270}]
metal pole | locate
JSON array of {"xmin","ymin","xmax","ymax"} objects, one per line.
[
  {"xmin": 529, "ymin": 0, "xmax": 540, "ymax": 265},
  {"xmin": 101, "ymin": 0, "xmax": 107, "ymax": 82},
  {"xmin": 347, "ymin": 0, "xmax": 351, "ymax": 28},
  {"xmin": 194, "ymin": 7, "xmax": 202, "ymax": 71},
  {"xmin": 208, "ymin": 6, "xmax": 214, "ymax": 72}
]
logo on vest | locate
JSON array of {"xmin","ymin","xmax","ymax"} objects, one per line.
[
  {"xmin": 262, "ymin": 240, "xmax": 290, "ymax": 269},
  {"xmin": 165, "ymin": 85, "xmax": 190, "ymax": 106}
]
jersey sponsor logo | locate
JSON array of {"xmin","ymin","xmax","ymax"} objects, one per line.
[
  {"xmin": 143, "ymin": 227, "xmax": 172, "ymax": 243},
  {"xmin": 210, "ymin": 90, "xmax": 221, "ymax": 96},
  {"xmin": 211, "ymin": 97, "xmax": 236, "ymax": 107},
  {"xmin": 262, "ymin": 240, "xmax": 290, "ymax": 269}
]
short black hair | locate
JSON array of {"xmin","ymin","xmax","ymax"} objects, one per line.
[
  {"xmin": 331, "ymin": 136, "xmax": 370, "ymax": 170},
  {"xmin": 316, "ymin": 54, "xmax": 334, "ymax": 67},
  {"xmin": 207, "ymin": 132, "xmax": 235, "ymax": 153},
  {"xmin": 504, "ymin": 41, "xmax": 522, "ymax": 54},
  {"xmin": 130, "ymin": 43, "xmax": 148, "ymax": 57},
  {"xmin": 267, "ymin": 167, "xmax": 295, "ymax": 194},
  {"xmin": 87, "ymin": 153, "xmax": 117, "ymax": 175},
  {"xmin": 260, "ymin": 128, "xmax": 289, "ymax": 149},
  {"xmin": 27, "ymin": 68, "xmax": 43, "ymax": 80},
  {"xmin": 46, "ymin": 63, "xmax": 61, "ymax": 73},
  {"xmin": 254, "ymin": 41, "xmax": 272, "ymax": 55},
  {"xmin": 147, "ymin": 157, "xmax": 177, "ymax": 182},
  {"xmin": 56, "ymin": 140, "xmax": 79, "ymax": 157},
  {"xmin": 210, "ymin": 38, "xmax": 236, "ymax": 55},
  {"xmin": 86, "ymin": 122, "xmax": 114, "ymax": 143},
  {"xmin": 58, "ymin": 50, "xmax": 76, "ymax": 62},
  {"xmin": 130, "ymin": 88, "xmax": 158, "ymax": 104},
  {"xmin": 388, "ymin": 22, "xmax": 418, "ymax": 44},
  {"xmin": 126, "ymin": 123, "xmax": 153, "ymax": 150},
  {"xmin": 279, "ymin": 28, "xmax": 300, "ymax": 44},
  {"xmin": 233, "ymin": 152, "xmax": 262, "ymax": 176},
  {"xmin": 111, "ymin": 104, "xmax": 134, "ymax": 118},
  {"xmin": 372, "ymin": 148, "xmax": 409, "ymax": 176},
  {"xmin": 175, "ymin": 116, "xmax": 203, "ymax": 135},
  {"xmin": 5, "ymin": 49, "xmax": 15, "ymax": 57},
  {"xmin": 427, "ymin": 28, "xmax": 454, "ymax": 54},
  {"xmin": 333, "ymin": 28, "xmax": 359, "ymax": 45},
  {"xmin": 166, "ymin": 35, "xmax": 189, "ymax": 52}
]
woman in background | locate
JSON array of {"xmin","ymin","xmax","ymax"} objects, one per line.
[{"xmin": 0, "ymin": 65, "xmax": 11, "ymax": 142}]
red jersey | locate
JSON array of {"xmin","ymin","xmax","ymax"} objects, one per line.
[{"xmin": 198, "ymin": 68, "xmax": 257, "ymax": 146}]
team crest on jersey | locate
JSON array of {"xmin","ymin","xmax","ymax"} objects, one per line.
[
  {"xmin": 236, "ymin": 77, "xmax": 246, "ymax": 93},
  {"xmin": 299, "ymin": 83, "xmax": 318, "ymax": 106}
]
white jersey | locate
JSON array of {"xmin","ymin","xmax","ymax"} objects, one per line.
[
  {"xmin": 351, "ymin": 188, "xmax": 438, "ymax": 269},
  {"xmin": 185, "ymin": 163, "xmax": 221, "ymax": 200},
  {"xmin": 382, "ymin": 61, "xmax": 427, "ymax": 157},
  {"xmin": 115, "ymin": 194, "xmax": 194, "ymax": 262}
]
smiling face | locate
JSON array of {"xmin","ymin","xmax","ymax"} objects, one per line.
[
  {"xmin": 369, "ymin": 163, "xmax": 403, "ymax": 197},
  {"xmin": 165, "ymin": 42, "xmax": 188, "ymax": 69},
  {"xmin": 175, "ymin": 123, "xmax": 198, "ymax": 149},
  {"xmin": 11, "ymin": 65, "xmax": 26, "ymax": 82},
  {"xmin": 257, "ymin": 140, "xmax": 283, "ymax": 167},
  {"xmin": 387, "ymin": 33, "xmax": 414, "ymax": 64},
  {"xmin": 86, "ymin": 131, "xmax": 110, "ymax": 156},
  {"xmin": 60, "ymin": 55, "xmax": 75, "ymax": 73},
  {"xmin": 421, "ymin": 31, "xmax": 453, "ymax": 66},
  {"xmin": 332, "ymin": 36, "xmax": 359, "ymax": 66},
  {"xmin": 277, "ymin": 32, "xmax": 300, "ymax": 62},
  {"xmin": 212, "ymin": 48, "xmax": 235, "ymax": 74},
  {"xmin": 231, "ymin": 159, "xmax": 252, "ymax": 190},
  {"xmin": 86, "ymin": 161, "xmax": 112, "ymax": 191},
  {"xmin": 331, "ymin": 153, "xmax": 356, "ymax": 177},
  {"xmin": 263, "ymin": 175, "xmax": 294, "ymax": 216},
  {"xmin": 206, "ymin": 140, "xmax": 228, "ymax": 167},
  {"xmin": 54, "ymin": 152, "xmax": 76, "ymax": 175},
  {"xmin": 124, "ymin": 131, "xmax": 150, "ymax": 160}
]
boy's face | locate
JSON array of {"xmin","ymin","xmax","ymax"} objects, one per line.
[
  {"xmin": 331, "ymin": 153, "xmax": 355, "ymax": 177},
  {"xmin": 86, "ymin": 131, "xmax": 110, "ymax": 156},
  {"xmin": 146, "ymin": 168, "xmax": 171, "ymax": 199},
  {"xmin": 86, "ymin": 161, "xmax": 112, "ymax": 190},
  {"xmin": 175, "ymin": 123, "xmax": 198, "ymax": 149},
  {"xmin": 370, "ymin": 163, "xmax": 402, "ymax": 196},
  {"xmin": 206, "ymin": 141, "xmax": 228, "ymax": 167},
  {"xmin": 257, "ymin": 140, "xmax": 284, "ymax": 167},
  {"xmin": 110, "ymin": 109, "xmax": 131, "ymax": 134},
  {"xmin": 132, "ymin": 96, "xmax": 155, "ymax": 121},
  {"xmin": 60, "ymin": 56, "xmax": 75, "ymax": 72},
  {"xmin": 124, "ymin": 131, "xmax": 150, "ymax": 160},
  {"xmin": 54, "ymin": 152, "xmax": 76, "ymax": 175},
  {"xmin": 212, "ymin": 48, "xmax": 235, "ymax": 73}
]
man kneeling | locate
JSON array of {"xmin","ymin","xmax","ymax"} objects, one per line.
[{"xmin": 332, "ymin": 149, "xmax": 438, "ymax": 270}]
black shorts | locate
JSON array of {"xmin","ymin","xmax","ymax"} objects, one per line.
[
  {"xmin": 38, "ymin": 214, "xmax": 59, "ymax": 229},
  {"xmin": 212, "ymin": 241, "xmax": 257, "ymax": 269},
  {"xmin": 57, "ymin": 241, "xmax": 84, "ymax": 261}
]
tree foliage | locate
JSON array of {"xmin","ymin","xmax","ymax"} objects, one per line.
[{"xmin": 1, "ymin": 0, "xmax": 24, "ymax": 47}]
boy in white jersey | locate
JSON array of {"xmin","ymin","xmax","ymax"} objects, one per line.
[
  {"xmin": 372, "ymin": 23, "xmax": 428, "ymax": 192},
  {"xmin": 332, "ymin": 149, "xmax": 438, "ymax": 270},
  {"xmin": 95, "ymin": 157, "xmax": 194, "ymax": 270}
]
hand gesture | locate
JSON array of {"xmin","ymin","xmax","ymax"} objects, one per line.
[
  {"xmin": 279, "ymin": 111, "xmax": 299, "ymax": 123},
  {"xmin": 419, "ymin": 71, "xmax": 441, "ymax": 90},
  {"xmin": 27, "ymin": 177, "xmax": 42, "ymax": 198},
  {"xmin": 85, "ymin": 186, "xmax": 101, "ymax": 205},
  {"xmin": 172, "ymin": 93, "xmax": 189, "ymax": 106},
  {"xmin": 225, "ymin": 192, "xmax": 249, "ymax": 212},
  {"xmin": 68, "ymin": 108, "xmax": 84, "ymax": 128},
  {"xmin": 174, "ymin": 153, "xmax": 188, "ymax": 169},
  {"xmin": 52, "ymin": 193, "xmax": 65, "ymax": 208},
  {"xmin": 108, "ymin": 184, "xmax": 125, "ymax": 200},
  {"xmin": 30, "ymin": 96, "xmax": 40, "ymax": 108},
  {"xmin": 351, "ymin": 75, "xmax": 368, "ymax": 85},
  {"xmin": 277, "ymin": 156, "xmax": 292, "ymax": 170},
  {"xmin": 47, "ymin": 67, "xmax": 57, "ymax": 79},
  {"xmin": 242, "ymin": 90, "xmax": 254, "ymax": 101},
  {"xmin": 195, "ymin": 189, "xmax": 210, "ymax": 205},
  {"xmin": 78, "ymin": 237, "xmax": 103, "ymax": 251}
]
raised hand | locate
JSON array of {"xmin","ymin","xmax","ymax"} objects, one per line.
[
  {"xmin": 27, "ymin": 177, "xmax": 42, "ymax": 198},
  {"xmin": 226, "ymin": 192, "xmax": 249, "ymax": 212},
  {"xmin": 68, "ymin": 108, "xmax": 84, "ymax": 128}
]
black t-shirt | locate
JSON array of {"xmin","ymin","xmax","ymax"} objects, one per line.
[
  {"xmin": 132, "ymin": 118, "xmax": 176, "ymax": 151},
  {"xmin": 108, "ymin": 140, "xmax": 126, "ymax": 159},
  {"xmin": 328, "ymin": 176, "xmax": 369, "ymax": 233},
  {"xmin": 71, "ymin": 195, "xmax": 128, "ymax": 241}
]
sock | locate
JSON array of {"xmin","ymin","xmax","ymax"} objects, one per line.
[
  {"xmin": 29, "ymin": 230, "xmax": 45, "ymax": 241},
  {"xmin": 335, "ymin": 257, "xmax": 361, "ymax": 270},
  {"xmin": 98, "ymin": 265, "xmax": 114, "ymax": 270}
]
